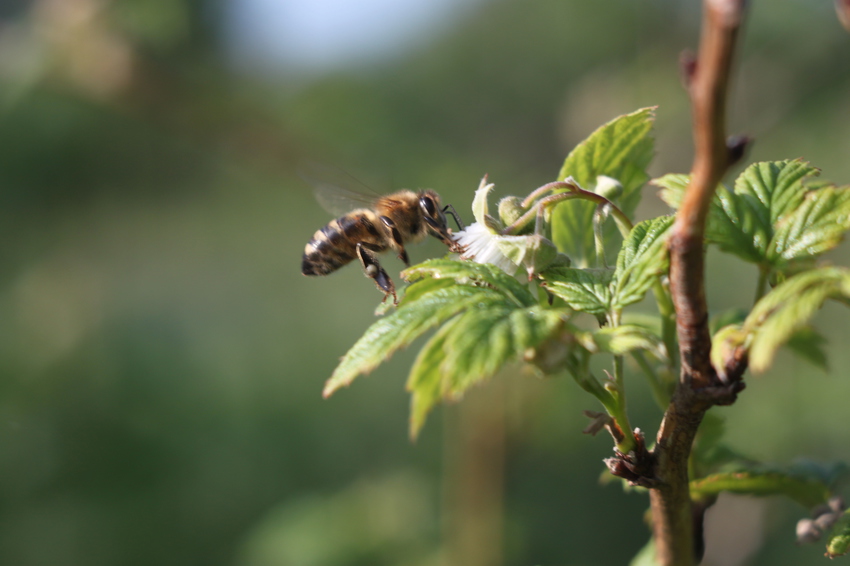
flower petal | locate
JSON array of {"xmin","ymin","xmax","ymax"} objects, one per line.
[
  {"xmin": 453, "ymin": 222, "xmax": 519, "ymax": 274},
  {"xmin": 471, "ymin": 176, "xmax": 496, "ymax": 226}
]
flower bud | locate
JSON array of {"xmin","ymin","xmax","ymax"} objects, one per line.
[
  {"xmin": 498, "ymin": 196, "xmax": 526, "ymax": 228},
  {"xmin": 595, "ymin": 175, "xmax": 623, "ymax": 201}
]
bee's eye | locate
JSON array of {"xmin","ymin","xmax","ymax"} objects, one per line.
[{"xmin": 420, "ymin": 196, "xmax": 438, "ymax": 217}]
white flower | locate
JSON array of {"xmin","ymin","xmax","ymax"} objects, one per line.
[
  {"xmin": 454, "ymin": 222, "xmax": 520, "ymax": 273},
  {"xmin": 451, "ymin": 177, "xmax": 519, "ymax": 274}
]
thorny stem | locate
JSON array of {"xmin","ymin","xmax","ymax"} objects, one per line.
[{"xmin": 651, "ymin": 2, "xmax": 749, "ymax": 566}]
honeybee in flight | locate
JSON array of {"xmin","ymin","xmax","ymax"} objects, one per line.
[{"xmin": 301, "ymin": 178, "xmax": 465, "ymax": 304}]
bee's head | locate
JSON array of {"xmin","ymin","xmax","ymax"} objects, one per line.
[{"xmin": 419, "ymin": 190, "xmax": 452, "ymax": 243}]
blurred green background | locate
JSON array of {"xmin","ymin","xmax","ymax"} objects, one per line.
[{"xmin": 1, "ymin": 1, "xmax": 849, "ymax": 565}]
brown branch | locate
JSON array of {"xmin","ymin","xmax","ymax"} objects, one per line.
[
  {"xmin": 670, "ymin": 0, "xmax": 745, "ymax": 390},
  {"xmin": 650, "ymin": 1, "xmax": 749, "ymax": 565}
]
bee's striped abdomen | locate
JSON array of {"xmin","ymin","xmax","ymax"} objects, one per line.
[{"xmin": 301, "ymin": 211, "xmax": 387, "ymax": 276}]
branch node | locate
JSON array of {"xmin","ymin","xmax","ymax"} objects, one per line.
[
  {"xmin": 693, "ymin": 380, "xmax": 746, "ymax": 407},
  {"xmin": 604, "ymin": 429, "xmax": 659, "ymax": 488}
]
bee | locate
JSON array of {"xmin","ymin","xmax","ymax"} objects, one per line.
[{"xmin": 301, "ymin": 181, "xmax": 464, "ymax": 304}]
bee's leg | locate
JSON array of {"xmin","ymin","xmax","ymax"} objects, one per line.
[
  {"xmin": 379, "ymin": 216, "xmax": 410, "ymax": 266},
  {"xmin": 356, "ymin": 242, "xmax": 397, "ymax": 305}
]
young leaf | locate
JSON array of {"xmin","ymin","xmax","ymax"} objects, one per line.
[
  {"xmin": 408, "ymin": 316, "xmax": 464, "ymax": 438},
  {"xmin": 539, "ymin": 217, "xmax": 671, "ymax": 319},
  {"xmin": 403, "ymin": 258, "xmax": 535, "ymax": 307},
  {"xmin": 611, "ymin": 216, "xmax": 673, "ymax": 310},
  {"xmin": 552, "ymin": 107, "xmax": 655, "ymax": 267},
  {"xmin": 406, "ymin": 306, "xmax": 571, "ymax": 438},
  {"xmin": 328, "ymin": 257, "xmax": 578, "ymax": 438},
  {"xmin": 734, "ymin": 159, "xmax": 817, "ymax": 227},
  {"xmin": 325, "ymin": 284, "xmax": 509, "ymax": 396},
  {"xmin": 655, "ymin": 173, "xmax": 765, "ymax": 263},
  {"xmin": 689, "ymin": 463, "xmax": 833, "ymax": 508},
  {"xmin": 711, "ymin": 182, "xmax": 771, "ymax": 264},
  {"xmin": 654, "ymin": 161, "xmax": 850, "ymax": 273},
  {"xmin": 576, "ymin": 325, "xmax": 667, "ymax": 360},
  {"xmin": 654, "ymin": 173, "xmax": 689, "ymax": 210},
  {"xmin": 770, "ymin": 185, "xmax": 850, "ymax": 265},
  {"xmin": 540, "ymin": 267, "xmax": 613, "ymax": 316},
  {"xmin": 742, "ymin": 267, "xmax": 850, "ymax": 373},
  {"xmin": 709, "ymin": 160, "xmax": 819, "ymax": 263},
  {"xmin": 441, "ymin": 305, "xmax": 518, "ymax": 395}
]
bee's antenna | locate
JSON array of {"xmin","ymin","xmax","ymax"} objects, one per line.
[{"xmin": 443, "ymin": 204, "xmax": 466, "ymax": 231}]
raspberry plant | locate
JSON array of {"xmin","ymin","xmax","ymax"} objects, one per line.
[{"xmin": 322, "ymin": 2, "xmax": 850, "ymax": 564}]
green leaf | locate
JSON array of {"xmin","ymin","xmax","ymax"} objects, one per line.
[
  {"xmin": 707, "ymin": 160, "xmax": 820, "ymax": 263},
  {"xmin": 444, "ymin": 307, "xmax": 569, "ymax": 396},
  {"xmin": 325, "ymin": 284, "xmax": 510, "ymax": 397},
  {"xmin": 553, "ymin": 107, "xmax": 656, "ymax": 267},
  {"xmin": 539, "ymin": 217, "xmax": 672, "ymax": 318},
  {"xmin": 540, "ymin": 267, "xmax": 613, "ymax": 316},
  {"xmin": 397, "ymin": 276, "xmax": 455, "ymax": 305},
  {"xmin": 657, "ymin": 174, "xmax": 765, "ymax": 263},
  {"xmin": 329, "ymin": 256, "xmax": 576, "ymax": 438},
  {"xmin": 690, "ymin": 463, "xmax": 833, "ymax": 508},
  {"xmin": 611, "ymin": 216, "xmax": 673, "ymax": 310},
  {"xmin": 407, "ymin": 316, "xmax": 464, "ymax": 439},
  {"xmin": 441, "ymin": 305, "xmax": 517, "ymax": 395},
  {"xmin": 406, "ymin": 306, "xmax": 570, "ymax": 438},
  {"xmin": 654, "ymin": 173, "xmax": 689, "ymax": 210},
  {"xmin": 621, "ymin": 312, "xmax": 663, "ymax": 337},
  {"xmin": 577, "ymin": 325, "xmax": 667, "ymax": 360},
  {"xmin": 742, "ymin": 267, "xmax": 850, "ymax": 373},
  {"xmin": 770, "ymin": 185, "xmax": 850, "ymax": 265},
  {"xmin": 654, "ymin": 161, "xmax": 849, "ymax": 272},
  {"xmin": 734, "ymin": 159, "xmax": 817, "ymax": 226},
  {"xmin": 403, "ymin": 258, "xmax": 535, "ymax": 307},
  {"xmin": 710, "ymin": 182, "xmax": 770, "ymax": 264},
  {"xmin": 827, "ymin": 510, "xmax": 850, "ymax": 558}
]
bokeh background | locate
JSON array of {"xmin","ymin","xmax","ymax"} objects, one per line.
[{"xmin": 1, "ymin": 1, "xmax": 849, "ymax": 565}]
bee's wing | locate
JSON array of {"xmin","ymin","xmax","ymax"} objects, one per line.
[
  {"xmin": 312, "ymin": 182, "xmax": 379, "ymax": 216},
  {"xmin": 298, "ymin": 164, "xmax": 381, "ymax": 217}
]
